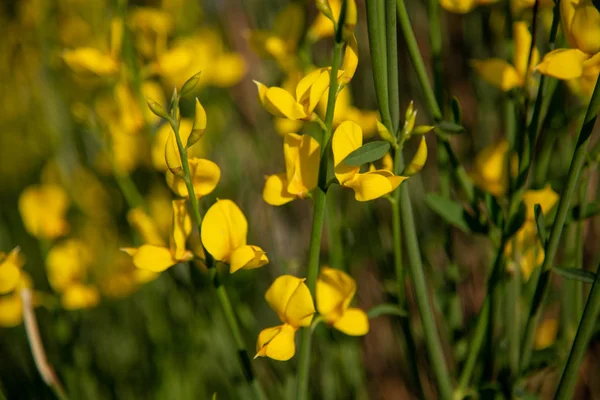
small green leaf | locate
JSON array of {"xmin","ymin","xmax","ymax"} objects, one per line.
[
  {"xmin": 534, "ymin": 204, "xmax": 547, "ymax": 245},
  {"xmin": 451, "ymin": 96, "xmax": 462, "ymax": 124},
  {"xmin": 553, "ymin": 266, "xmax": 596, "ymax": 284},
  {"xmin": 367, "ymin": 304, "xmax": 408, "ymax": 319},
  {"xmin": 180, "ymin": 71, "xmax": 201, "ymax": 96},
  {"xmin": 425, "ymin": 193, "xmax": 471, "ymax": 233},
  {"xmin": 343, "ymin": 141, "xmax": 390, "ymax": 166},
  {"xmin": 435, "ymin": 121, "xmax": 466, "ymax": 135}
]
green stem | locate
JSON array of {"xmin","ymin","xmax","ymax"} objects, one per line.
[
  {"xmin": 396, "ymin": 0, "xmax": 474, "ymax": 203},
  {"xmin": 296, "ymin": 29, "xmax": 345, "ymax": 400},
  {"xmin": 168, "ymin": 97, "xmax": 265, "ymax": 400},
  {"xmin": 326, "ymin": 189, "xmax": 345, "ymax": 271},
  {"xmin": 555, "ymin": 260, "xmax": 600, "ymax": 399},
  {"xmin": 366, "ymin": 0, "xmax": 392, "ymax": 130},
  {"xmin": 386, "ymin": 0, "xmax": 400, "ymax": 133},
  {"xmin": 519, "ymin": 75, "xmax": 600, "ymax": 374}
]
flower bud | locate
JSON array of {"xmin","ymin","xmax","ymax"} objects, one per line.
[
  {"xmin": 315, "ymin": 0, "xmax": 334, "ymax": 23},
  {"xmin": 147, "ymin": 99, "xmax": 169, "ymax": 119},
  {"xmin": 187, "ymin": 98, "xmax": 207, "ymax": 148},
  {"xmin": 180, "ymin": 71, "xmax": 201, "ymax": 96}
]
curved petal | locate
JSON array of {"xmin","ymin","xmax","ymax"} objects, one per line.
[
  {"xmin": 263, "ymin": 173, "xmax": 296, "ymax": 206},
  {"xmin": 404, "ymin": 137, "xmax": 428, "ymax": 176},
  {"xmin": 522, "ymin": 184, "xmax": 559, "ymax": 220},
  {"xmin": 345, "ymin": 171, "xmax": 407, "ymax": 201},
  {"xmin": 332, "ymin": 121, "xmax": 362, "ymax": 184},
  {"xmin": 123, "ymin": 245, "xmax": 180, "ymax": 272},
  {"xmin": 265, "ymin": 275, "xmax": 315, "ymax": 327},
  {"xmin": 255, "ymin": 324, "xmax": 297, "ymax": 361},
  {"xmin": 471, "ymin": 59, "xmax": 523, "ymax": 91},
  {"xmin": 0, "ymin": 248, "xmax": 23, "ymax": 295},
  {"xmin": 283, "ymin": 133, "xmax": 320, "ymax": 197},
  {"xmin": 513, "ymin": 22, "xmax": 539, "ymax": 79},
  {"xmin": 229, "ymin": 245, "xmax": 268, "ymax": 273},
  {"xmin": 316, "ymin": 267, "xmax": 356, "ymax": 321},
  {"xmin": 166, "ymin": 158, "xmax": 221, "ymax": 198},
  {"xmin": 201, "ymin": 199, "xmax": 248, "ymax": 262},
  {"xmin": 170, "ymin": 199, "xmax": 192, "ymax": 260},
  {"xmin": 535, "ymin": 48, "xmax": 590, "ymax": 80},
  {"xmin": 0, "ymin": 293, "xmax": 22, "ymax": 327},
  {"xmin": 340, "ymin": 34, "xmax": 358, "ymax": 85},
  {"xmin": 264, "ymin": 87, "xmax": 307, "ymax": 120},
  {"xmin": 333, "ymin": 308, "xmax": 369, "ymax": 336}
]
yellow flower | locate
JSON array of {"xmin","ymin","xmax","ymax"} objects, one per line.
[
  {"xmin": 201, "ymin": 199, "xmax": 268, "ymax": 273},
  {"xmin": 332, "ymin": 121, "xmax": 407, "ymax": 201},
  {"xmin": 561, "ymin": 0, "xmax": 600, "ymax": 55},
  {"xmin": 122, "ymin": 200, "xmax": 194, "ymax": 272},
  {"xmin": 0, "ymin": 272, "xmax": 33, "ymax": 327},
  {"xmin": 128, "ymin": 7, "xmax": 174, "ymax": 59},
  {"xmin": 263, "ymin": 133, "xmax": 320, "ymax": 206},
  {"xmin": 165, "ymin": 157, "xmax": 221, "ymax": 198},
  {"xmin": 153, "ymin": 29, "xmax": 246, "ymax": 90},
  {"xmin": 470, "ymin": 140, "xmax": 510, "ymax": 196},
  {"xmin": 61, "ymin": 283, "xmax": 100, "ymax": 310},
  {"xmin": 152, "ymin": 119, "xmax": 205, "ymax": 172},
  {"xmin": 19, "ymin": 184, "xmax": 69, "ymax": 239},
  {"xmin": 0, "ymin": 247, "xmax": 24, "ymax": 295},
  {"xmin": 308, "ymin": 0, "xmax": 340, "ymax": 41},
  {"xmin": 248, "ymin": 3, "xmax": 304, "ymax": 72},
  {"xmin": 256, "ymin": 275, "xmax": 316, "ymax": 361},
  {"xmin": 46, "ymin": 239, "xmax": 91, "ymax": 292},
  {"xmin": 440, "ymin": 0, "xmax": 497, "ymax": 14},
  {"xmin": 317, "ymin": 267, "xmax": 369, "ymax": 336},
  {"xmin": 471, "ymin": 22, "xmax": 539, "ymax": 92},
  {"xmin": 62, "ymin": 47, "xmax": 119, "ymax": 77},
  {"xmin": 522, "ymin": 184, "xmax": 560, "ymax": 220}
]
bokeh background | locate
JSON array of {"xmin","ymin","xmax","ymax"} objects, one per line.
[{"xmin": 1, "ymin": 0, "xmax": 599, "ymax": 398}]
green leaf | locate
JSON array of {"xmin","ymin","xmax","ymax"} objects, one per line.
[
  {"xmin": 343, "ymin": 141, "xmax": 390, "ymax": 167},
  {"xmin": 367, "ymin": 303, "xmax": 408, "ymax": 319},
  {"xmin": 534, "ymin": 204, "xmax": 547, "ymax": 245},
  {"xmin": 552, "ymin": 266, "xmax": 596, "ymax": 284},
  {"xmin": 435, "ymin": 121, "xmax": 466, "ymax": 135},
  {"xmin": 425, "ymin": 193, "xmax": 471, "ymax": 233},
  {"xmin": 451, "ymin": 96, "xmax": 462, "ymax": 124}
]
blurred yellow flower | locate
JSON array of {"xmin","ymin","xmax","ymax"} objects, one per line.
[
  {"xmin": 317, "ymin": 267, "xmax": 369, "ymax": 336},
  {"xmin": 471, "ymin": 22, "xmax": 539, "ymax": 92},
  {"xmin": 561, "ymin": 0, "xmax": 600, "ymax": 55},
  {"xmin": 470, "ymin": 140, "xmax": 510, "ymax": 197},
  {"xmin": 127, "ymin": 208, "xmax": 166, "ymax": 246},
  {"xmin": 256, "ymin": 275, "xmax": 315, "ymax": 361},
  {"xmin": 0, "ymin": 272, "xmax": 33, "ymax": 327},
  {"xmin": 0, "ymin": 247, "xmax": 24, "ymax": 295},
  {"xmin": 333, "ymin": 121, "xmax": 407, "ymax": 201},
  {"xmin": 46, "ymin": 239, "xmax": 91, "ymax": 292},
  {"xmin": 128, "ymin": 7, "xmax": 174, "ymax": 59},
  {"xmin": 122, "ymin": 200, "xmax": 194, "ymax": 272},
  {"xmin": 62, "ymin": 47, "xmax": 119, "ymax": 78},
  {"xmin": 263, "ymin": 133, "xmax": 320, "ymax": 206},
  {"xmin": 201, "ymin": 199, "xmax": 268, "ymax": 273},
  {"xmin": 61, "ymin": 283, "xmax": 100, "ymax": 310},
  {"xmin": 248, "ymin": 3, "xmax": 304, "ymax": 72},
  {"xmin": 534, "ymin": 318, "xmax": 559, "ymax": 349},
  {"xmin": 440, "ymin": 0, "xmax": 497, "ymax": 14},
  {"xmin": 19, "ymin": 184, "xmax": 70, "ymax": 239}
]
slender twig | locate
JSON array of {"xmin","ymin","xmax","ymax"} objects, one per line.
[
  {"xmin": 519, "ymin": 75, "xmax": 600, "ymax": 374},
  {"xmin": 21, "ymin": 289, "xmax": 68, "ymax": 400}
]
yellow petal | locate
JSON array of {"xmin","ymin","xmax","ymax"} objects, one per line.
[
  {"xmin": 522, "ymin": 184, "xmax": 559, "ymax": 220},
  {"xmin": 283, "ymin": 133, "xmax": 320, "ymax": 197},
  {"xmin": 0, "ymin": 293, "xmax": 22, "ymax": 327},
  {"xmin": 46, "ymin": 240, "xmax": 90, "ymax": 292},
  {"xmin": 404, "ymin": 137, "xmax": 428, "ymax": 176},
  {"xmin": 263, "ymin": 173, "xmax": 296, "ymax": 206},
  {"xmin": 534, "ymin": 318, "xmax": 558, "ymax": 350},
  {"xmin": 211, "ymin": 54, "xmax": 247, "ymax": 87},
  {"xmin": 333, "ymin": 308, "xmax": 369, "ymax": 336},
  {"xmin": 381, "ymin": 152, "xmax": 394, "ymax": 172},
  {"xmin": 61, "ymin": 283, "xmax": 100, "ymax": 310},
  {"xmin": 166, "ymin": 158, "xmax": 221, "ymax": 198},
  {"xmin": 296, "ymin": 68, "xmax": 331, "ymax": 116},
  {"xmin": 332, "ymin": 121, "xmax": 362, "ymax": 184},
  {"xmin": 535, "ymin": 48, "xmax": 590, "ymax": 80},
  {"xmin": 62, "ymin": 47, "xmax": 119, "ymax": 77},
  {"xmin": 562, "ymin": 0, "xmax": 600, "ymax": 55},
  {"xmin": 201, "ymin": 199, "xmax": 248, "ymax": 262},
  {"xmin": 170, "ymin": 199, "xmax": 192, "ymax": 260},
  {"xmin": 345, "ymin": 170, "xmax": 407, "ymax": 201},
  {"xmin": 0, "ymin": 248, "xmax": 23, "ymax": 295},
  {"xmin": 513, "ymin": 22, "xmax": 539, "ymax": 79},
  {"xmin": 471, "ymin": 140, "xmax": 509, "ymax": 196},
  {"xmin": 471, "ymin": 59, "xmax": 523, "ymax": 91},
  {"xmin": 152, "ymin": 120, "xmax": 197, "ymax": 171},
  {"xmin": 127, "ymin": 208, "xmax": 165, "ymax": 246},
  {"xmin": 340, "ymin": 34, "xmax": 358, "ymax": 85},
  {"xmin": 229, "ymin": 245, "xmax": 268, "ymax": 273},
  {"xmin": 274, "ymin": 117, "xmax": 303, "ymax": 136},
  {"xmin": 263, "ymin": 87, "xmax": 307, "ymax": 120},
  {"xmin": 122, "ymin": 244, "xmax": 182, "ymax": 272},
  {"xmin": 187, "ymin": 98, "xmax": 207, "ymax": 147},
  {"xmin": 19, "ymin": 184, "xmax": 70, "ymax": 239},
  {"xmin": 316, "ymin": 267, "xmax": 356, "ymax": 321},
  {"xmin": 265, "ymin": 275, "xmax": 315, "ymax": 327},
  {"xmin": 255, "ymin": 324, "xmax": 297, "ymax": 361}
]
